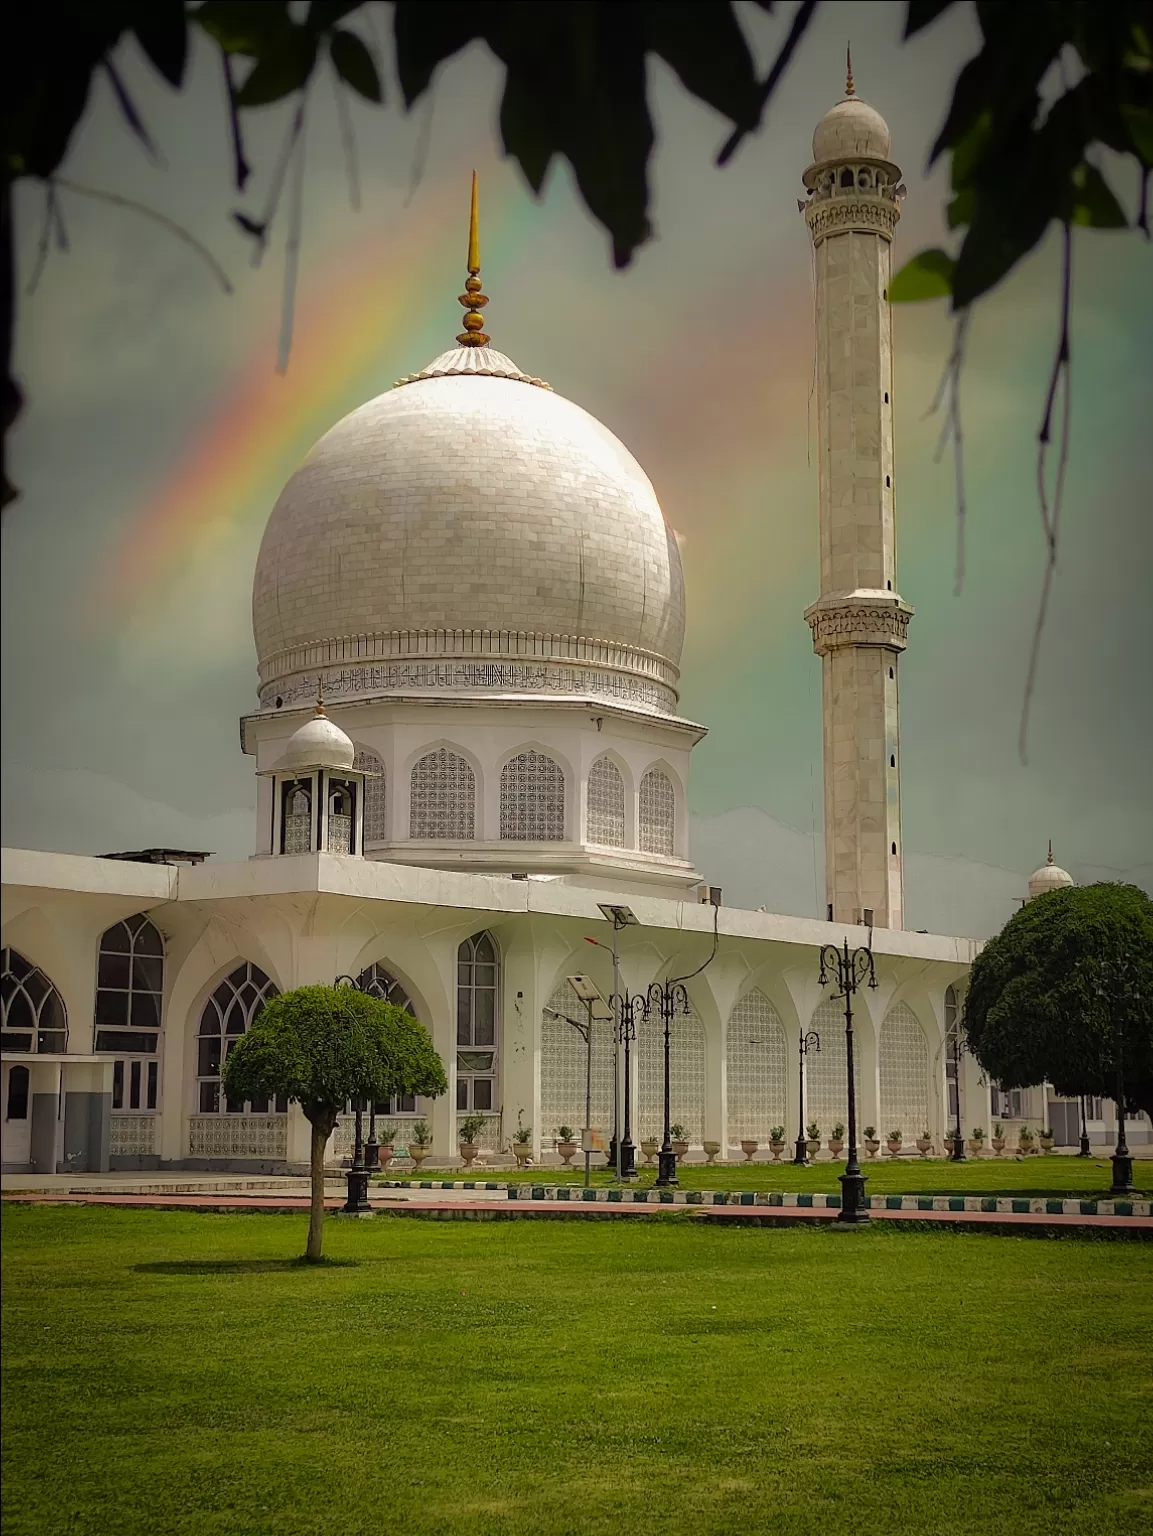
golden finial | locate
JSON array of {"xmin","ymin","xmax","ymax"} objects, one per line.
[
  {"xmin": 314, "ymin": 678, "xmax": 327, "ymax": 717},
  {"xmin": 1046, "ymin": 839, "xmax": 1054, "ymax": 866},
  {"xmin": 845, "ymin": 44, "xmax": 855, "ymax": 98},
  {"xmin": 456, "ymin": 170, "xmax": 490, "ymax": 348}
]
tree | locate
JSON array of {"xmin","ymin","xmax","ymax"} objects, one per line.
[
  {"xmin": 220, "ymin": 981, "xmax": 447, "ymax": 1260},
  {"xmin": 3, "ymin": 1, "xmax": 1150, "ymax": 515},
  {"xmin": 964, "ymin": 882, "xmax": 1153, "ymax": 1123}
]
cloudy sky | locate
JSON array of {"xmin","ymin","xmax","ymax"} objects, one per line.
[{"xmin": 3, "ymin": 1, "xmax": 1151, "ymax": 938}]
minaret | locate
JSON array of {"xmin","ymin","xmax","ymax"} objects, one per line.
[{"xmin": 801, "ymin": 54, "xmax": 912, "ymax": 930}]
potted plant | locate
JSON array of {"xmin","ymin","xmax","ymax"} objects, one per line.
[
  {"xmin": 1017, "ymin": 1124, "xmax": 1034, "ymax": 1156},
  {"xmin": 670, "ymin": 1124, "xmax": 690, "ymax": 1161},
  {"xmin": 768, "ymin": 1127, "xmax": 786, "ymax": 1162},
  {"xmin": 1039, "ymin": 1125, "xmax": 1055, "ymax": 1154},
  {"xmin": 991, "ymin": 1122, "xmax": 1006, "ymax": 1156},
  {"xmin": 886, "ymin": 1128, "xmax": 903, "ymax": 1156},
  {"xmin": 828, "ymin": 1122, "xmax": 845, "ymax": 1159},
  {"xmin": 407, "ymin": 1119, "xmax": 433, "ymax": 1168},
  {"xmin": 640, "ymin": 1136, "xmax": 659, "ymax": 1165},
  {"xmin": 459, "ymin": 1113, "xmax": 487, "ymax": 1168},
  {"xmin": 967, "ymin": 1126, "xmax": 986, "ymax": 1157},
  {"xmin": 740, "ymin": 1138, "xmax": 760, "ymax": 1162},
  {"xmin": 511, "ymin": 1116, "xmax": 534, "ymax": 1167},
  {"xmin": 555, "ymin": 1125, "xmax": 579, "ymax": 1167},
  {"xmin": 863, "ymin": 1126, "xmax": 880, "ymax": 1158},
  {"xmin": 376, "ymin": 1123, "xmax": 398, "ymax": 1170},
  {"xmin": 805, "ymin": 1122, "xmax": 821, "ymax": 1158},
  {"xmin": 702, "ymin": 1138, "xmax": 722, "ymax": 1165},
  {"xmin": 915, "ymin": 1128, "xmax": 932, "ymax": 1157}
]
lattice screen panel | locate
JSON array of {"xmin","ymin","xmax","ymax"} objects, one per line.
[
  {"xmin": 726, "ymin": 990, "xmax": 787, "ymax": 1141},
  {"xmin": 188, "ymin": 1115, "xmax": 287, "ymax": 1159},
  {"xmin": 110, "ymin": 1115, "xmax": 156, "ymax": 1156},
  {"xmin": 500, "ymin": 750, "xmax": 565, "ymax": 841},
  {"xmin": 879, "ymin": 1002, "xmax": 930, "ymax": 1140},
  {"xmin": 540, "ymin": 979, "xmax": 614, "ymax": 1137},
  {"xmin": 639, "ymin": 768, "xmax": 675, "ymax": 855},
  {"xmin": 636, "ymin": 998, "xmax": 705, "ymax": 1143},
  {"xmin": 355, "ymin": 748, "xmax": 387, "ymax": 840},
  {"xmin": 587, "ymin": 756, "xmax": 626, "ymax": 847},
  {"xmin": 804, "ymin": 998, "xmax": 861, "ymax": 1136},
  {"xmin": 410, "ymin": 748, "xmax": 476, "ymax": 839}
]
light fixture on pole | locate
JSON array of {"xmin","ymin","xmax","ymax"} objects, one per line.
[
  {"xmin": 948, "ymin": 1028, "xmax": 968, "ymax": 1162},
  {"xmin": 1078, "ymin": 1094, "xmax": 1091, "ymax": 1157},
  {"xmin": 334, "ymin": 973, "xmax": 372, "ymax": 1213},
  {"xmin": 817, "ymin": 937, "xmax": 879, "ymax": 1225},
  {"xmin": 793, "ymin": 1028, "xmax": 820, "ymax": 1166},
  {"xmin": 589, "ymin": 903, "xmax": 639, "ymax": 1179},
  {"xmin": 563, "ymin": 974, "xmax": 613, "ymax": 1189}
]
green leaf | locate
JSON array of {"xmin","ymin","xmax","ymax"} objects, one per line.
[
  {"xmin": 196, "ymin": 1, "xmax": 292, "ymax": 56},
  {"xmin": 888, "ymin": 248, "xmax": 955, "ymax": 302},
  {"xmin": 947, "ymin": 187, "xmax": 974, "ymax": 229},
  {"xmin": 330, "ymin": 28, "xmax": 382, "ymax": 102},
  {"xmin": 394, "ymin": 1, "xmax": 476, "ymax": 107},
  {"xmin": 233, "ymin": 29, "xmax": 319, "ymax": 107},
  {"xmin": 1120, "ymin": 105, "xmax": 1153, "ymax": 165},
  {"xmin": 307, "ymin": 1, "xmax": 366, "ymax": 32},
  {"xmin": 639, "ymin": 1, "xmax": 759, "ymax": 129},
  {"xmin": 1070, "ymin": 162, "xmax": 1127, "ymax": 227}
]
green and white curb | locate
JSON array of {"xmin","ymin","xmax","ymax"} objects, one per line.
[{"xmin": 376, "ymin": 1181, "xmax": 1150, "ymax": 1218}]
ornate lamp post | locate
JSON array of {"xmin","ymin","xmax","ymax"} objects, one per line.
[
  {"xmin": 948, "ymin": 1028, "xmax": 968, "ymax": 1162},
  {"xmin": 587, "ymin": 903, "xmax": 639, "ymax": 1179},
  {"xmin": 817, "ymin": 937, "xmax": 878, "ymax": 1225},
  {"xmin": 609, "ymin": 988, "xmax": 642, "ymax": 1179},
  {"xmin": 334, "ymin": 974, "xmax": 373, "ymax": 1213},
  {"xmin": 1078, "ymin": 1094, "xmax": 1092, "ymax": 1158},
  {"xmin": 793, "ymin": 1028, "xmax": 820, "ymax": 1166}
]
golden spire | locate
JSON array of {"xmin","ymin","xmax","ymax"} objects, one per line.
[
  {"xmin": 1047, "ymin": 839, "xmax": 1054, "ymax": 866},
  {"xmin": 314, "ymin": 677, "xmax": 327, "ymax": 717},
  {"xmin": 456, "ymin": 170, "xmax": 490, "ymax": 348},
  {"xmin": 845, "ymin": 44, "xmax": 855, "ymax": 98}
]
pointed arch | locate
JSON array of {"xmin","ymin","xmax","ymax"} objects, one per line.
[
  {"xmin": 195, "ymin": 962, "xmax": 280, "ymax": 1115},
  {"xmin": 879, "ymin": 1002, "xmax": 930, "ymax": 1141},
  {"xmin": 726, "ymin": 989, "xmax": 787, "ymax": 1141},
  {"xmin": 354, "ymin": 746, "xmax": 387, "ymax": 841},
  {"xmin": 540, "ymin": 977, "xmax": 613, "ymax": 1137},
  {"xmin": 805, "ymin": 997, "xmax": 861, "ymax": 1135},
  {"xmin": 639, "ymin": 766, "xmax": 676, "ymax": 855},
  {"xmin": 456, "ymin": 931, "xmax": 500, "ymax": 1113},
  {"xmin": 637, "ymin": 994, "xmax": 705, "ymax": 1143},
  {"xmin": 0, "ymin": 948, "xmax": 67, "ymax": 1053},
  {"xmin": 410, "ymin": 746, "xmax": 476, "ymax": 839},
  {"xmin": 587, "ymin": 754, "xmax": 627, "ymax": 847},
  {"xmin": 500, "ymin": 749, "xmax": 566, "ymax": 841}
]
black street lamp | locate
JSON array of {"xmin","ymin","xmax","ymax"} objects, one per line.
[
  {"xmin": 793, "ymin": 1028, "xmax": 820, "ymax": 1166},
  {"xmin": 609, "ymin": 988, "xmax": 642, "ymax": 1179},
  {"xmin": 1096, "ymin": 952, "xmax": 1140, "ymax": 1197},
  {"xmin": 334, "ymin": 973, "xmax": 373, "ymax": 1213},
  {"xmin": 1078, "ymin": 1094, "xmax": 1092, "ymax": 1157},
  {"xmin": 948, "ymin": 1028, "xmax": 968, "ymax": 1162},
  {"xmin": 817, "ymin": 937, "xmax": 878, "ymax": 1225}
]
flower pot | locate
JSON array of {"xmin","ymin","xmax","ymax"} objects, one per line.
[
  {"xmin": 377, "ymin": 1146, "xmax": 394, "ymax": 1171},
  {"xmin": 556, "ymin": 1141, "xmax": 578, "ymax": 1168},
  {"xmin": 459, "ymin": 1142, "xmax": 480, "ymax": 1168},
  {"xmin": 768, "ymin": 1139, "xmax": 785, "ymax": 1162},
  {"xmin": 702, "ymin": 1140, "xmax": 722, "ymax": 1166},
  {"xmin": 967, "ymin": 1139, "xmax": 984, "ymax": 1158},
  {"xmin": 1017, "ymin": 1141, "xmax": 1032, "ymax": 1158},
  {"xmin": 641, "ymin": 1139, "xmax": 659, "ymax": 1165},
  {"xmin": 671, "ymin": 1140, "xmax": 690, "ymax": 1162},
  {"xmin": 886, "ymin": 1140, "xmax": 903, "ymax": 1157},
  {"xmin": 513, "ymin": 1145, "xmax": 533, "ymax": 1167},
  {"xmin": 915, "ymin": 1137, "xmax": 931, "ymax": 1157},
  {"xmin": 408, "ymin": 1144, "xmax": 430, "ymax": 1168},
  {"xmin": 991, "ymin": 1136, "xmax": 1006, "ymax": 1157},
  {"xmin": 805, "ymin": 1139, "xmax": 821, "ymax": 1159},
  {"xmin": 1040, "ymin": 1137, "xmax": 1054, "ymax": 1154},
  {"xmin": 740, "ymin": 1139, "xmax": 759, "ymax": 1162},
  {"xmin": 864, "ymin": 1138, "xmax": 880, "ymax": 1159},
  {"xmin": 828, "ymin": 1139, "xmax": 845, "ymax": 1160}
]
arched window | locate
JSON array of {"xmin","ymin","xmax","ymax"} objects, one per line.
[
  {"xmin": 637, "ymin": 993, "xmax": 705, "ymax": 1144},
  {"xmin": 354, "ymin": 963, "xmax": 420, "ymax": 1117},
  {"xmin": 410, "ymin": 748, "xmax": 476, "ymax": 839},
  {"xmin": 839, "ymin": 167, "xmax": 854, "ymax": 188},
  {"xmin": 281, "ymin": 779, "xmax": 313, "ymax": 854},
  {"xmin": 500, "ymin": 750, "xmax": 565, "ymax": 841},
  {"xmin": 327, "ymin": 778, "xmax": 356, "ymax": 854},
  {"xmin": 540, "ymin": 978, "xmax": 614, "ymax": 1137},
  {"xmin": 456, "ymin": 932, "xmax": 499, "ymax": 1113},
  {"xmin": 587, "ymin": 756, "xmax": 626, "ymax": 847},
  {"xmin": 196, "ymin": 963, "xmax": 281, "ymax": 1114},
  {"xmin": 805, "ymin": 998, "xmax": 861, "ymax": 1134},
  {"xmin": 639, "ymin": 767, "xmax": 675, "ymax": 856},
  {"xmin": 96, "ymin": 914, "xmax": 165, "ymax": 1112},
  {"xmin": 0, "ymin": 948, "xmax": 67, "ymax": 1054},
  {"xmin": 879, "ymin": 1003, "xmax": 930, "ymax": 1140},
  {"xmin": 355, "ymin": 748, "xmax": 387, "ymax": 841},
  {"xmin": 726, "ymin": 990, "xmax": 787, "ymax": 1143}
]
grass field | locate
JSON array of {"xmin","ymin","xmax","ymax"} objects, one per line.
[
  {"xmin": 375, "ymin": 1155, "xmax": 1153, "ymax": 1199},
  {"xmin": 3, "ymin": 1205, "xmax": 1151, "ymax": 1536}
]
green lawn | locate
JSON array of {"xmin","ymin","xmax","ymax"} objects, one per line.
[
  {"xmin": 3, "ymin": 1206, "xmax": 1151, "ymax": 1536},
  {"xmin": 376, "ymin": 1155, "xmax": 1153, "ymax": 1200}
]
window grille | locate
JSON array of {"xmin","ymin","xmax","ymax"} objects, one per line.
[
  {"xmin": 282, "ymin": 780, "xmax": 312, "ymax": 854},
  {"xmin": 354, "ymin": 748, "xmax": 387, "ymax": 841},
  {"xmin": 726, "ymin": 990, "xmax": 787, "ymax": 1141},
  {"xmin": 639, "ymin": 768, "xmax": 675, "ymax": 855},
  {"xmin": 456, "ymin": 933, "xmax": 499, "ymax": 1111},
  {"xmin": 95, "ymin": 915, "xmax": 164, "ymax": 1095},
  {"xmin": 0, "ymin": 948, "xmax": 67, "ymax": 1054},
  {"xmin": 540, "ymin": 978, "xmax": 614, "ymax": 1135},
  {"xmin": 500, "ymin": 750, "xmax": 565, "ymax": 841},
  {"xmin": 410, "ymin": 748, "xmax": 476, "ymax": 839},
  {"xmin": 587, "ymin": 756, "xmax": 626, "ymax": 847},
  {"xmin": 879, "ymin": 1002, "xmax": 930, "ymax": 1139},
  {"xmin": 805, "ymin": 998, "xmax": 861, "ymax": 1133},
  {"xmin": 637, "ymin": 994, "xmax": 705, "ymax": 1143},
  {"xmin": 196, "ymin": 963, "xmax": 282, "ymax": 1115},
  {"xmin": 354, "ymin": 964, "xmax": 421, "ymax": 1117}
]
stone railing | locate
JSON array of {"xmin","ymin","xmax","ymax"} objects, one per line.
[
  {"xmin": 110, "ymin": 1114, "xmax": 156, "ymax": 1157},
  {"xmin": 188, "ymin": 1115, "xmax": 287, "ymax": 1160}
]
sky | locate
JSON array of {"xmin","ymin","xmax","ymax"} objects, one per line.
[{"xmin": 2, "ymin": 1, "xmax": 1151, "ymax": 940}]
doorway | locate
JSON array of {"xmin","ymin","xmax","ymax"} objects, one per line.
[{"xmin": 2, "ymin": 1064, "xmax": 32, "ymax": 1166}]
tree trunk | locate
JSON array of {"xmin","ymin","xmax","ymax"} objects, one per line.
[{"xmin": 305, "ymin": 1117, "xmax": 330, "ymax": 1262}]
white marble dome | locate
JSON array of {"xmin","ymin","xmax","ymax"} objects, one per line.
[
  {"xmin": 1027, "ymin": 846, "xmax": 1075, "ymax": 900},
  {"xmin": 812, "ymin": 95, "xmax": 892, "ymax": 163},
  {"xmin": 279, "ymin": 707, "xmax": 355, "ymax": 772},
  {"xmin": 252, "ymin": 347, "xmax": 685, "ymax": 712}
]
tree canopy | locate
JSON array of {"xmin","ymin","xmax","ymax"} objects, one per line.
[
  {"xmin": 964, "ymin": 882, "xmax": 1153, "ymax": 1120},
  {"xmin": 221, "ymin": 982, "xmax": 446, "ymax": 1258}
]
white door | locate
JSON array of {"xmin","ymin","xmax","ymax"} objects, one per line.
[{"xmin": 2, "ymin": 1064, "xmax": 33, "ymax": 1165}]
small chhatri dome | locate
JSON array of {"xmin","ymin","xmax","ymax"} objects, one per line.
[
  {"xmin": 811, "ymin": 47, "xmax": 892, "ymax": 164},
  {"xmin": 280, "ymin": 698, "xmax": 355, "ymax": 773},
  {"xmin": 1027, "ymin": 840, "xmax": 1075, "ymax": 900}
]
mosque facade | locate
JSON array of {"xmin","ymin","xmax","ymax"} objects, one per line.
[{"xmin": 2, "ymin": 82, "xmax": 1129, "ymax": 1174}]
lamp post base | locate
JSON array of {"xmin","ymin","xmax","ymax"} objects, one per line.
[
  {"xmin": 343, "ymin": 1167, "xmax": 371, "ymax": 1214},
  {"xmin": 620, "ymin": 1136, "xmax": 637, "ymax": 1180},
  {"xmin": 792, "ymin": 1136, "xmax": 808, "ymax": 1167},
  {"xmin": 655, "ymin": 1148, "xmax": 678, "ymax": 1187},
  {"xmin": 950, "ymin": 1134, "xmax": 966, "ymax": 1162},
  {"xmin": 837, "ymin": 1168, "xmax": 870, "ymax": 1224},
  {"xmin": 1078, "ymin": 1134, "xmax": 1092, "ymax": 1157},
  {"xmin": 1110, "ymin": 1152, "xmax": 1134, "ymax": 1195}
]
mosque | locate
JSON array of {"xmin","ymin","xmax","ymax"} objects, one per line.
[{"xmin": 1, "ymin": 77, "xmax": 1124, "ymax": 1174}]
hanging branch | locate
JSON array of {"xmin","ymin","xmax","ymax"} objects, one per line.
[
  {"xmin": 24, "ymin": 184, "xmax": 69, "ymax": 297},
  {"xmin": 404, "ymin": 88, "xmax": 437, "ymax": 208},
  {"xmin": 51, "ymin": 178, "xmax": 232, "ymax": 293},
  {"xmin": 220, "ymin": 47, "xmax": 251, "ymax": 193},
  {"xmin": 1018, "ymin": 220, "xmax": 1074, "ymax": 766},
  {"xmin": 716, "ymin": 0, "xmax": 819, "ymax": 167},
  {"xmin": 331, "ymin": 56, "xmax": 361, "ymax": 212},
  {"xmin": 277, "ymin": 107, "xmax": 308, "ymax": 375},
  {"xmin": 922, "ymin": 310, "xmax": 971, "ymax": 597},
  {"xmin": 233, "ymin": 100, "xmax": 306, "ymax": 267}
]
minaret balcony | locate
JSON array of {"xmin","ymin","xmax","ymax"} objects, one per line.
[{"xmin": 804, "ymin": 589, "xmax": 914, "ymax": 656}]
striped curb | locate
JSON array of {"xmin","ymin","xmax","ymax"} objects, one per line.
[{"xmin": 374, "ymin": 1180, "xmax": 1150, "ymax": 1219}]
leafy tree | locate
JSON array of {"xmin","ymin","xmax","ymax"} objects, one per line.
[
  {"xmin": 220, "ymin": 982, "xmax": 447, "ymax": 1260},
  {"xmin": 964, "ymin": 883, "xmax": 1153, "ymax": 1123}
]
